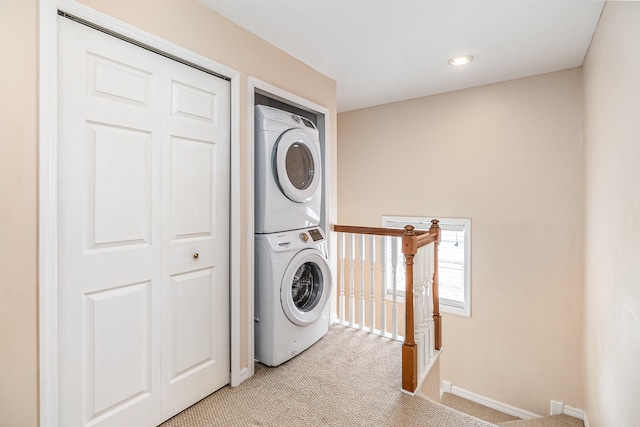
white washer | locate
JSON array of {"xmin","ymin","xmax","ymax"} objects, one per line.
[
  {"xmin": 254, "ymin": 227, "xmax": 332, "ymax": 366},
  {"xmin": 255, "ymin": 105, "xmax": 322, "ymax": 234}
]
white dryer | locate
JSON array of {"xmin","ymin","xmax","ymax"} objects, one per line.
[
  {"xmin": 255, "ymin": 105, "xmax": 322, "ymax": 234},
  {"xmin": 254, "ymin": 227, "xmax": 332, "ymax": 366}
]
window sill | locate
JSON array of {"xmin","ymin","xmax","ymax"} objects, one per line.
[
  {"xmin": 385, "ymin": 294, "xmax": 471, "ymax": 317},
  {"xmin": 440, "ymin": 304, "xmax": 471, "ymax": 317}
]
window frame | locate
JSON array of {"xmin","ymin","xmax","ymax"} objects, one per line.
[{"xmin": 382, "ymin": 216, "xmax": 471, "ymax": 317}]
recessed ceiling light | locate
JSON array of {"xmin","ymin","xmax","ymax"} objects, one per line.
[{"xmin": 448, "ymin": 55, "xmax": 474, "ymax": 66}]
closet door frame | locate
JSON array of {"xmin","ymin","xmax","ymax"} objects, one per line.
[{"xmin": 38, "ymin": 1, "xmax": 246, "ymax": 425}]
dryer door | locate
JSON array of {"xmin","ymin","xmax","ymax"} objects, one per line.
[
  {"xmin": 281, "ymin": 249, "xmax": 332, "ymax": 326},
  {"xmin": 274, "ymin": 129, "xmax": 321, "ymax": 203}
]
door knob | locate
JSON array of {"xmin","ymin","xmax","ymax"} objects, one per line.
[{"xmin": 193, "ymin": 253, "xmax": 199, "ymax": 259}]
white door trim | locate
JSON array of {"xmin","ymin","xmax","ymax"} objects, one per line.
[{"xmin": 39, "ymin": 1, "xmax": 243, "ymax": 425}]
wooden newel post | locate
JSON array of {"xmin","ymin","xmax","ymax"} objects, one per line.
[
  {"xmin": 402, "ymin": 225, "xmax": 418, "ymax": 392},
  {"xmin": 430, "ymin": 219, "xmax": 442, "ymax": 351}
]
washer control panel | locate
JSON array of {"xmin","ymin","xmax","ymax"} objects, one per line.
[
  {"xmin": 308, "ymin": 228, "xmax": 323, "ymax": 242},
  {"xmin": 298, "ymin": 228, "xmax": 324, "ymax": 243},
  {"xmin": 263, "ymin": 227, "xmax": 326, "ymax": 252}
]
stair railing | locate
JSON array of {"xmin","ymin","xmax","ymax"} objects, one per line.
[{"xmin": 333, "ymin": 220, "xmax": 441, "ymax": 393}]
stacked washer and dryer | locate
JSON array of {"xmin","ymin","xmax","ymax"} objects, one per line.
[{"xmin": 254, "ymin": 105, "xmax": 332, "ymax": 367}]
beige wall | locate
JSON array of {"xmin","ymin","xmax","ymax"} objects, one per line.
[
  {"xmin": 0, "ymin": 1, "xmax": 336, "ymax": 425},
  {"xmin": 338, "ymin": 69, "xmax": 585, "ymax": 415},
  {"xmin": 0, "ymin": 1, "xmax": 39, "ymax": 426},
  {"xmin": 583, "ymin": 2, "xmax": 640, "ymax": 426}
]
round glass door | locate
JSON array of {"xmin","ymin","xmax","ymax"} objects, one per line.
[
  {"xmin": 291, "ymin": 262, "xmax": 322, "ymax": 312},
  {"xmin": 285, "ymin": 143, "xmax": 314, "ymax": 191},
  {"xmin": 281, "ymin": 249, "xmax": 332, "ymax": 326},
  {"xmin": 275, "ymin": 129, "xmax": 321, "ymax": 203}
]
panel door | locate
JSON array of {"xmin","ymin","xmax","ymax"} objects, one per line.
[
  {"xmin": 57, "ymin": 16, "xmax": 230, "ymax": 427},
  {"xmin": 160, "ymin": 53, "xmax": 230, "ymax": 421}
]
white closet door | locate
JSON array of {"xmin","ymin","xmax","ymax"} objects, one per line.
[
  {"xmin": 160, "ymin": 51, "xmax": 230, "ymax": 421},
  {"xmin": 57, "ymin": 17, "xmax": 230, "ymax": 427}
]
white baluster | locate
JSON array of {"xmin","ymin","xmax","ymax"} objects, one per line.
[
  {"xmin": 418, "ymin": 248, "xmax": 429, "ymax": 372},
  {"xmin": 369, "ymin": 235, "xmax": 376, "ymax": 333},
  {"xmin": 428, "ymin": 243, "xmax": 435, "ymax": 358},
  {"xmin": 359, "ymin": 234, "xmax": 365, "ymax": 329},
  {"xmin": 380, "ymin": 236, "xmax": 387, "ymax": 337},
  {"xmin": 339, "ymin": 232, "xmax": 345, "ymax": 324},
  {"xmin": 419, "ymin": 247, "xmax": 429, "ymax": 368},
  {"xmin": 415, "ymin": 246, "xmax": 423, "ymax": 372},
  {"xmin": 349, "ymin": 233, "xmax": 355, "ymax": 327},
  {"xmin": 427, "ymin": 247, "xmax": 432, "ymax": 363},
  {"xmin": 391, "ymin": 236, "xmax": 399, "ymax": 340}
]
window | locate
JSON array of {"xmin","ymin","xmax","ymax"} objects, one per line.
[{"xmin": 382, "ymin": 216, "xmax": 471, "ymax": 317}]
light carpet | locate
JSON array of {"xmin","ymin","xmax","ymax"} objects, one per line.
[
  {"xmin": 497, "ymin": 415, "xmax": 584, "ymax": 427},
  {"xmin": 440, "ymin": 392, "xmax": 519, "ymax": 424},
  {"xmin": 160, "ymin": 324, "xmax": 494, "ymax": 427},
  {"xmin": 440, "ymin": 394, "xmax": 585, "ymax": 427}
]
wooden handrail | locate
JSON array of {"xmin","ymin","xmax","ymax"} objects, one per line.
[
  {"xmin": 333, "ymin": 224, "xmax": 431, "ymax": 237},
  {"xmin": 333, "ymin": 220, "xmax": 441, "ymax": 393}
]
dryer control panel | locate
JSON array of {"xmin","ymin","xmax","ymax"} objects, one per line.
[{"xmin": 255, "ymin": 105, "xmax": 318, "ymax": 132}]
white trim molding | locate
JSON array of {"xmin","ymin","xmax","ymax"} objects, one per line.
[
  {"xmin": 39, "ymin": 1, "xmax": 59, "ymax": 424},
  {"xmin": 441, "ymin": 381, "xmax": 587, "ymax": 421},
  {"xmin": 39, "ymin": 1, "xmax": 243, "ymax": 425},
  {"xmin": 441, "ymin": 381, "xmax": 541, "ymax": 420},
  {"xmin": 563, "ymin": 404, "xmax": 585, "ymax": 419},
  {"xmin": 550, "ymin": 400, "xmax": 585, "ymax": 420}
]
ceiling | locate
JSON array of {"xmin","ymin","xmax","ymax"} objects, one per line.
[{"xmin": 200, "ymin": 0, "xmax": 604, "ymax": 112}]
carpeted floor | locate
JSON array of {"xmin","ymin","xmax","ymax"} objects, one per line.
[
  {"xmin": 439, "ymin": 393, "xmax": 584, "ymax": 427},
  {"xmin": 160, "ymin": 324, "xmax": 494, "ymax": 427},
  {"xmin": 496, "ymin": 415, "xmax": 584, "ymax": 427},
  {"xmin": 440, "ymin": 392, "xmax": 519, "ymax": 424}
]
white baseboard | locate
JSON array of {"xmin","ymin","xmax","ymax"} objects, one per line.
[
  {"xmin": 550, "ymin": 400, "xmax": 564, "ymax": 415},
  {"xmin": 551, "ymin": 400, "xmax": 585, "ymax": 420},
  {"xmin": 441, "ymin": 379, "xmax": 453, "ymax": 395},
  {"xmin": 441, "ymin": 381, "xmax": 587, "ymax": 421},
  {"xmin": 233, "ymin": 365, "xmax": 253, "ymax": 386},
  {"xmin": 441, "ymin": 381, "xmax": 541, "ymax": 420}
]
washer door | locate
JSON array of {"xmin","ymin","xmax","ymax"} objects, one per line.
[
  {"xmin": 274, "ymin": 129, "xmax": 321, "ymax": 203},
  {"xmin": 281, "ymin": 249, "xmax": 332, "ymax": 326}
]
